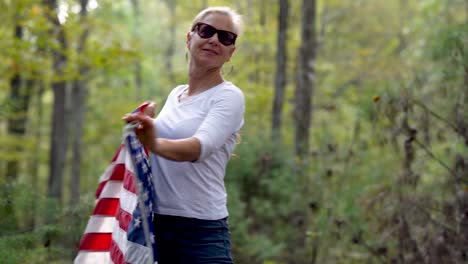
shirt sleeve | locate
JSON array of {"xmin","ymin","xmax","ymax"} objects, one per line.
[{"xmin": 193, "ymin": 87, "xmax": 245, "ymax": 162}]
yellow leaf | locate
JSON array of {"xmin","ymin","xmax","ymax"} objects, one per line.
[{"xmin": 32, "ymin": 5, "xmax": 42, "ymax": 16}]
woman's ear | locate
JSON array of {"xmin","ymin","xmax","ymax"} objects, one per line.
[
  {"xmin": 227, "ymin": 47, "xmax": 236, "ymax": 61},
  {"xmin": 186, "ymin": 31, "xmax": 192, "ymax": 48}
]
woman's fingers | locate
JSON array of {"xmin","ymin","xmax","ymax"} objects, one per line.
[
  {"xmin": 122, "ymin": 114, "xmax": 133, "ymax": 122},
  {"xmin": 122, "ymin": 102, "xmax": 157, "ymax": 123},
  {"xmin": 143, "ymin": 102, "xmax": 157, "ymax": 117},
  {"xmin": 123, "ymin": 114, "xmax": 153, "ymax": 132},
  {"xmin": 122, "ymin": 113, "xmax": 144, "ymax": 123}
]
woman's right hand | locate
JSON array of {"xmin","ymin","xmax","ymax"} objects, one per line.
[
  {"xmin": 123, "ymin": 110, "xmax": 158, "ymax": 153},
  {"xmin": 142, "ymin": 101, "xmax": 156, "ymax": 118}
]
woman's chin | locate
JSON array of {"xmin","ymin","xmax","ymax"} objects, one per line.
[{"xmin": 194, "ymin": 59, "xmax": 223, "ymax": 70}]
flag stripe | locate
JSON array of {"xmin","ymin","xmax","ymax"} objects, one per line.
[
  {"xmin": 109, "ymin": 240, "xmax": 125, "ymax": 264},
  {"xmin": 119, "ymin": 188, "xmax": 137, "ymax": 213},
  {"xmin": 93, "ymin": 198, "xmax": 119, "ymax": 215},
  {"xmin": 96, "ymin": 146, "xmax": 126, "ymax": 194},
  {"xmin": 97, "ymin": 164, "xmax": 117, "ymax": 195},
  {"xmin": 126, "ymin": 240, "xmax": 153, "ymax": 263},
  {"xmin": 84, "ymin": 216, "xmax": 116, "ymax": 234},
  {"xmin": 96, "ymin": 166, "xmax": 135, "ymax": 200},
  {"xmin": 79, "ymin": 233, "xmax": 112, "ymax": 250},
  {"xmin": 110, "ymin": 164, "xmax": 126, "ymax": 181},
  {"xmin": 123, "ymin": 169, "xmax": 137, "ymax": 194},
  {"xmin": 116, "ymin": 206, "xmax": 133, "ymax": 231},
  {"xmin": 111, "ymin": 145, "xmax": 123, "ymax": 162},
  {"xmin": 95, "ymin": 181, "xmax": 108, "ymax": 200},
  {"xmin": 111, "ymin": 221, "xmax": 128, "ymax": 260},
  {"xmin": 99, "ymin": 181, "xmax": 123, "ymax": 199},
  {"xmin": 74, "ymin": 251, "xmax": 111, "ymax": 264}
]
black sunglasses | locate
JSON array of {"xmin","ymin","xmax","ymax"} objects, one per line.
[{"xmin": 192, "ymin": 22, "xmax": 237, "ymax": 46}]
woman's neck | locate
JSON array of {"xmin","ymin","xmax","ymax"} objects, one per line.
[{"xmin": 187, "ymin": 63, "xmax": 224, "ymax": 95}]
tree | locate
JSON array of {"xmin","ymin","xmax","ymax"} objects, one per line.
[
  {"xmin": 69, "ymin": 0, "xmax": 90, "ymax": 207},
  {"xmin": 271, "ymin": 0, "xmax": 288, "ymax": 143},
  {"xmin": 3, "ymin": 2, "xmax": 34, "ymax": 232},
  {"xmin": 162, "ymin": 0, "xmax": 177, "ymax": 83},
  {"xmin": 44, "ymin": 0, "xmax": 69, "ymax": 203},
  {"xmin": 294, "ymin": 0, "xmax": 316, "ymax": 159},
  {"xmin": 291, "ymin": 0, "xmax": 317, "ymax": 262},
  {"xmin": 130, "ymin": 0, "xmax": 143, "ymax": 99}
]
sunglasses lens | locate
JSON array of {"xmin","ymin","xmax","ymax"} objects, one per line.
[
  {"xmin": 218, "ymin": 32, "xmax": 236, "ymax": 46},
  {"xmin": 197, "ymin": 24, "xmax": 216, "ymax": 39}
]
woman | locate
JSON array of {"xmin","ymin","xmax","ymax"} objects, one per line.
[{"xmin": 124, "ymin": 6, "xmax": 244, "ymax": 264}]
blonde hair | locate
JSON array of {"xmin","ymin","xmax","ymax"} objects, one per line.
[{"xmin": 190, "ymin": 6, "xmax": 244, "ymax": 36}]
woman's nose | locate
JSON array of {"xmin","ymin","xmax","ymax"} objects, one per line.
[{"xmin": 207, "ymin": 33, "xmax": 220, "ymax": 45}]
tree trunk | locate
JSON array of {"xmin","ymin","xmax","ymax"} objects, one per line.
[
  {"xmin": 460, "ymin": 1, "xmax": 468, "ymax": 146},
  {"xmin": 246, "ymin": 0, "xmax": 268, "ymax": 85},
  {"xmin": 245, "ymin": 0, "xmax": 252, "ymax": 22},
  {"xmin": 201, "ymin": 0, "xmax": 207, "ymax": 9},
  {"xmin": 397, "ymin": 212, "xmax": 425, "ymax": 264},
  {"xmin": 294, "ymin": 0, "xmax": 316, "ymax": 159},
  {"xmin": 258, "ymin": 0, "xmax": 265, "ymax": 26},
  {"xmin": 130, "ymin": 0, "xmax": 143, "ymax": 100},
  {"xmin": 6, "ymin": 26, "xmax": 23, "ymax": 175},
  {"xmin": 3, "ymin": 8, "xmax": 34, "ymax": 232},
  {"xmin": 26, "ymin": 83, "xmax": 45, "ymax": 230},
  {"xmin": 162, "ymin": 0, "xmax": 176, "ymax": 83},
  {"xmin": 44, "ymin": 0, "xmax": 69, "ymax": 203},
  {"xmin": 396, "ymin": 105, "xmax": 425, "ymax": 263},
  {"xmin": 455, "ymin": 155, "xmax": 468, "ymax": 263},
  {"xmin": 271, "ymin": 0, "xmax": 288, "ymax": 143},
  {"xmin": 69, "ymin": 0, "xmax": 89, "ymax": 207},
  {"xmin": 49, "ymin": 85, "xmax": 68, "ymax": 202},
  {"xmin": 259, "ymin": 0, "xmax": 267, "ymax": 88},
  {"xmin": 291, "ymin": 1, "xmax": 317, "ymax": 262}
]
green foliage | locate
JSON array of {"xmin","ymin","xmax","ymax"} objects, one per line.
[
  {"xmin": 0, "ymin": 233, "xmax": 40, "ymax": 264},
  {"xmin": 0, "ymin": 0, "xmax": 467, "ymax": 262},
  {"xmin": 226, "ymin": 133, "xmax": 300, "ymax": 262},
  {"xmin": 0, "ymin": 180, "xmax": 94, "ymax": 263}
]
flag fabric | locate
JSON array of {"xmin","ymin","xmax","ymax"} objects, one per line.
[{"xmin": 74, "ymin": 123, "xmax": 158, "ymax": 264}]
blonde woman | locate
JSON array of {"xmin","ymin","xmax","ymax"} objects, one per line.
[{"xmin": 124, "ymin": 6, "xmax": 244, "ymax": 263}]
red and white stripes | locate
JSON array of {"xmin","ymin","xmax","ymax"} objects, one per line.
[{"xmin": 74, "ymin": 145, "xmax": 139, "ymax": 264}]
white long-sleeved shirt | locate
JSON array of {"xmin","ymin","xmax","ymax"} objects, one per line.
[{"xmin": 151, "ymin": 81, "xmax": 245, "ymax": 220}]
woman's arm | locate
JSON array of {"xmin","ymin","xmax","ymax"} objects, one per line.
[
  {"xmin": 155, "ymin": 137, "xmax": 201, "ymax": 162},
  {"xmin": 123, "ymin": 113, "xmax": 201, "ymax": 162}
]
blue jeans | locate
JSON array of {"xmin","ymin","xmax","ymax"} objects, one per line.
[{"xmin": 153, "ymin": 214, "xmax": 234, "ymax": 264}]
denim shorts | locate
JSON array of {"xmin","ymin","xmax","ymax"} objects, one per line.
[{"xmin": 153, "ymin": 214, "xmax": 233, "ymax": 264}]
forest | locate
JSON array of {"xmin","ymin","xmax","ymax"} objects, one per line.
[{"xmin": 0, "ymin": 0, "xmax": 467, "ymax": 263}]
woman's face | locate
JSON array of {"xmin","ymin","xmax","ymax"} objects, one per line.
[{"xmin": 187, "ymin": 13, "xmax": 237, "ymax": 69}]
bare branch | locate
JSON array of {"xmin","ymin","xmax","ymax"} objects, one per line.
[
  {"xmin": 414, "ymin": 139, "xmax": 458, "ymax": 182},
  {"xmin": 412, "ymin": 99, "xmax": 458, "ymax": 132}
]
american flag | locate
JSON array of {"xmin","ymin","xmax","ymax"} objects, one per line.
[{"xmin": 74, "ymin": 120, "xmax": 158, "ymax": 263}]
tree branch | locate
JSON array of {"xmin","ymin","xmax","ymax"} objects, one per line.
[
  {"xmin": 412, "ymin": 99, "xmax": 458, "ymax": 132},
  {"xmin": 413, "ymin": 139, "xmax": 458, "ymax": 182}
]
